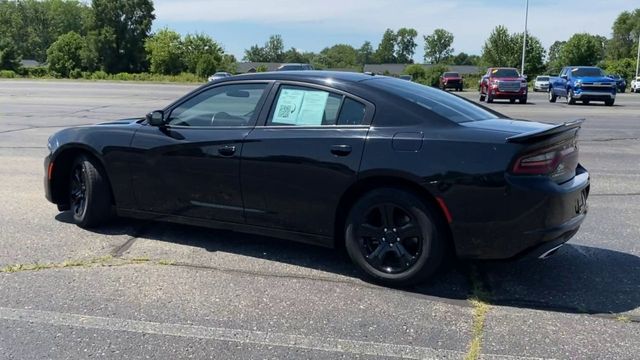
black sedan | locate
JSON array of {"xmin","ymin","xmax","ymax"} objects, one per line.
[{"xmin": 45, "ymin": 71, "xmax": 590, "ymax": 286}]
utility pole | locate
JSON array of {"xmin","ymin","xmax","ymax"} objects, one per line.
[
  {"xmin": 636, "ymin": 32, "xmax": 640, "ymax": 79},
  {"xmin": 521, "ymin": 0, "xmax": 529, "ymax": 76}
]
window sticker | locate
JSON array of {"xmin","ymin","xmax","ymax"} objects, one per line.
[
  {"xmin": 272, "ymin": 88, "xmax": 329, "ymax": 125},
  {"xmin": 296, "ymin": 91, "xmax": 329, "ymax": 125},
  {"xmin": 273, "ymin": 88, "xmax": 305, "ymax": 124}
]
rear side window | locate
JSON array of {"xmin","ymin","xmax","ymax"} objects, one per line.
[
  {"xmin": 366, "ymin": 77, "xmax": 498, "ymax": 123},
  {"xmin": 267, "ymin": 85, "xmax": 366, "ymax": 126}
]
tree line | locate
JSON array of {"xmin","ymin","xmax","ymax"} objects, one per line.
[{"xmin": 0, "ymin": 1, "xmax": 639, "ymax": 81}]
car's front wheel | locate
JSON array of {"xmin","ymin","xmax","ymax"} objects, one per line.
[
  {"xmin": 69, "ymin": 155, "xmax": 112, "ymax": 228},
  {"xmin": 548, "ymin": 88, "xmax": 557, "ymax": 103},
  {"xmin": 344, "ymin": 188, "xmax": 445, "ymax": 286}
]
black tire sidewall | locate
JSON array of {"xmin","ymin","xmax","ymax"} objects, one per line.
[
  {"xmin": 344, "ymin": 188, "xmax": 444, "ymax": 286},
  {"xmin": 70, "ymin": 155, "xmax": 111, "ymax": 228}
]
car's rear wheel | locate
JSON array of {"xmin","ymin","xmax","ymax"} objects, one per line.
[
  {"xmin": 519, "ymin": 97, "xmax": 527, "ymax": 104},
  {"xmin": 69, "ymin": 155, "xmax": 112, "ymax": 228},
  {"xmin": 605, "ymin": 99, "xmax": 615, "ymax": 106},
  {"xmin": 583, "ymin": 100, "xmax": 590, "ymax": 105},
  {"xmin": 509, "ymin": 98, "xmax": 516, "ymax": 104},
  {"xmin": 344, "ymin": 188, "xmax": 445, "ymax": 286}
]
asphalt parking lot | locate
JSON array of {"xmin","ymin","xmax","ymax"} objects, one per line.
[{"xmin": 1, "ymin": 79, "xmax": 638, "ymax": 359}]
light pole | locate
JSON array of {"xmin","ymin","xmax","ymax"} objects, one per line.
[
  {"xmin": 636, "ymin": 32, "xmax": 640, "ymax": 79},
  {"xmin": 521, "ymin": 0, "xmax": 529, "ymax": 76}
]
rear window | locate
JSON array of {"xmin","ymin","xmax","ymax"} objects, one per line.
[
  {"xmin": 443, "ymin": 72, "xmax": 459, "ymax": 77},
  {"xmin": 367, "ymin": 77, "xmax": 498, "ymax": 124}
]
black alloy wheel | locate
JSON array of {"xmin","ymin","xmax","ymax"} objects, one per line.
[
  {"xmin": 357, "ymin": 204, "xmax": 422, "ymax": 274},
  {"xmin": 345, "ymin": 188, "xmax": 445, "ymax": 286},
  {"xmin": 69, "ymin": 155, "xmax": 112, "ymax": 228},
  {"xmin": 70, "ymin": 163, "xmax": 88, "ymax": 218}
]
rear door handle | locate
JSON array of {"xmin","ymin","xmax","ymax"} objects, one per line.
[
  {"xmin": 218, "ymin": 145, "xmax": 236, "ymax": 156},
  {"xmin": 330, "ymin": 144, "xmax": 352, "ymax": 156}
]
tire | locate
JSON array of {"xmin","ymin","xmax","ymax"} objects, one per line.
[
  {"xmin": 487, "ymin": 93, "xmax": 494, "ymax": 103},
  {"xmin": 548, "ymin": 88, "xmax": 557, "ymax": 103},
  {"xmin": 344, "ymin": 188, "xmax": 445, "ymax": 286},
  {"xmin": 620, "ymin": 88, "xmax": 625, "ymax": 93},
  {"xmin": 479, "ymin": 87, "xmax": 486, "ymax": 101},
  {"xmin": 582, "ymin": 100, "xmax": 590, "ymax": 105},
  {"xmin": 605, "ymin": 99, "xmax": 615, "ymax": 106},
  {"xmin": 509, "ymin": 98, "xmax": 516, "ymax": 104},
  {"xmin": 519, "ymin": 97, "xmax": 527, "ymax": 104},
  {"xmin": 68, "ymin": 155, "xmax": 112, "ymax": 228},
  {"xmin": 567, "ymin": 89, "xmax": 576, "ymax": 105}
]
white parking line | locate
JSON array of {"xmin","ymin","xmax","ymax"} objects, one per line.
[{"xmin": 0, "ymin": 306, "xmax": 465, "ymax": 359}]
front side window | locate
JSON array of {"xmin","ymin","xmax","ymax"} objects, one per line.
[
  {"xmin": 267, "ymin": 85, "xmax": 366, "ymax": 126},
  {"xmin": 168, "ymin": 83, "xmax": 267, "ymax": 127}
]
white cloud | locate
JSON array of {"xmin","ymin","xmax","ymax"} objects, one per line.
[{"xmin": 154, "ymin": 0, "xmax": 635, "ymax": 54}]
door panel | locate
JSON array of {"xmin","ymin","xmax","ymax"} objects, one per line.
[
  {"xmin": 129, "ymin": 82, "xmax": 271, "ymax": 223},
  {"xmin": 241, "ymin": 128, "xmax": 368, "ymax": 235}
]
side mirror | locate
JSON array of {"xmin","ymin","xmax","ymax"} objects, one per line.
[
  {"xmin": 560, "ymin": 74, "xmax": 568, "ymax": 80},
  {"xmin": 146, "ymin": 110, "xmax": 165, "ymax": 126}
]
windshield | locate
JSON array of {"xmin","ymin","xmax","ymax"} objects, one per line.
[
  {"xmin": 571, "ymin": 67, "xmax": 604, "ymax": 77},
  {"xmin": 536, "ymin": 76, "xmax": 549, "ymax": 81},
  {"xmin": 490, "ymin": 68, "xmax": 519, "ymax": 77},
  {"xmin": 443, "ymin": 72, "xmax": 460, "ymax": 77},
  {"xmin": 367, "ymin": 77, "xmax": 499, "ymax": 124}
]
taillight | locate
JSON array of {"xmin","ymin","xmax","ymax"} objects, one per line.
[{"xmin": 512, "ymin": 142, "xmax": 578, "ymax": 177}]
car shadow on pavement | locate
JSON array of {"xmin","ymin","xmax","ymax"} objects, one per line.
[
  {"xmin": 474, "ymin": 244, "xmax": 640, "ymax": 315},
  {"xmin": 57, "ymin": 214, "xmax": 640, "ymax": 315}
]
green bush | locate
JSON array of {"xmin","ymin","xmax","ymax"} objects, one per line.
[
  {"xmin": 26, "ymin": 66, "xmax": 49, "ymax": 77},
  {"xmin": 0, "ymin": 70, "xmax": 16, "ymax": 78},
  {"xmin": 69, "ymin": 68, "xmax": 82, "ymax": 79},
  {"xmin": 90, "ymin": 70, "xmax": 108, "ymax": 80}
]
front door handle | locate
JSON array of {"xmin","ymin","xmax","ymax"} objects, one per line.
[
  {"xmin": 218, "ymin": 145, "xmax": 236, "ymax": 156},
  {"xmin": 330, "ymin": 144, "xmax": 352, "ymax": 156}
]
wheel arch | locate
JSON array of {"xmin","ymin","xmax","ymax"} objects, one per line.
[
  {"xmin": 50, "ymin": 144, "xmax": 114, "ymax": 207},
  {"xmin": 333, "ymin": 175, "xmax": 454, "ymax": 253}
]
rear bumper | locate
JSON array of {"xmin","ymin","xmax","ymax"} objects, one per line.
[{"xmin": 449, "ymin": 165, "xmax": 590, "ymax": 260}]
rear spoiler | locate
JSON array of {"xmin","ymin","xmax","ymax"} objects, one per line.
[{"xmin": 506, "ymin": 119, "xmax": 584, "ymax": 143}]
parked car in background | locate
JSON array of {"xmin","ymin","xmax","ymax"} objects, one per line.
[
  {"xmin": 479, "ymin": 67, "xmax": 528, "ymax": 104},
  {"xmin": 44, "ymin": 71, "xmax": 589, "ymax": 286},
  {"xmin": 608, "ymin": 74, "xmax": 627, "ymax": 93},
  {"xmin": 207, "ymin": 72, "xmax": 232, "ymax": 82},
  {"xmin": 533, "ymin": 75, "xmax": 550, "ymax": 92},
  {"xmin": 631, "ymin": 77, "xmax": 640, "ymax": 93},
  {"xmin": 439, "ymin": 72, "xmax": 463, "ymax": 91},
  {"xmin": 399, "ymin": 74, "xmax": 413, "ymax": 81},
  {"xmin": 548, "ymin": 66, "xmax": 616, "ymax": 106},
  {"xmin": 276, "ymin": 63, "xmax": 314, "ymax": 71}
]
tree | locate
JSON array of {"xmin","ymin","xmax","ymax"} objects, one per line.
[
  {"xmin": 396, "ymin": 28, "xmax": 418, "ymax": 63},
  {"xmin": 374, "ymin": 29, "xmax": 397, "ymax": 63},
  {"xmin": 511, "ymin": 33, "xmax": 546, "ymax": 76},
  {"xmin": 243, "ymin": 34, "xmax": 285, "ymax": 62},
  {"xmin": 424, "ymin": 29, "xmax": 454, "ymax": 64},
  {"xmin": 144, "ymin": 28, "xmax": 184, "ymax": 75},
  {"xmin": 546, "ymin": 40, "xmax": 566, "ymax": 74},
  {"xmin": 450, "ymin": 52, "xmax": 479, "ymax": 65},
  {"xmin": 183, "ymin": 33, "xmax": 223, "ymax": 74},
  {"xmin": 601, "ymin": 58, "xmax": 636, "ymax": 80},
  {"xmin": 0, "ymin": 37, "xmax": 21, "ymax": 71},
  {"xmin": 559, "ymin": 33, "xmax": 606, "ymax": 66},
  {"xmin": 607, "ymin": 9, "xmax": 640, "ymax": 60},
  {"xmin": 481, "ymin": 25, "xmax": 513, "ymax": 67},
  {"xmin": 91, "ymin": 0, "xmax": 155, "ymax": 73},
  {"xmin": 318, "ymin": 44, "xmax": 358, "ymax": 68},
  {"xmin": 356, "ymin": 41, "xmax": 374, "ymax": 65},
  {"xmin": 244, "ymin": 45, "xmax": 267, "ymax": 62},
  {"xmin": 47, "ymin": 31, "xmax": 94, "ymax": 77}
]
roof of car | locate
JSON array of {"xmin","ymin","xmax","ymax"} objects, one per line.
[{"xmin": 219, "ymin": 71, "xmax": 376, "ymax": 83}]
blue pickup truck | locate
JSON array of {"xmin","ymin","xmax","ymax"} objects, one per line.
[{"xmin": 548, "ymin": 66, "xmax": 616, "ymax": 106}]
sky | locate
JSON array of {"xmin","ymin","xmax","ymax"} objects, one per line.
[{"xmin": 152, "ymin": 0, "xmax": 636, "ymax": 62}]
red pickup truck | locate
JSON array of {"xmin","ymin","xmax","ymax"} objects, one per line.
[
  {"xmin": 479, "ymin": 67, "xmax": 528, "ymax": 104},
  {"xmin": 439, "ymin": 72, "xmax": 463, "ymax": 91}
]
